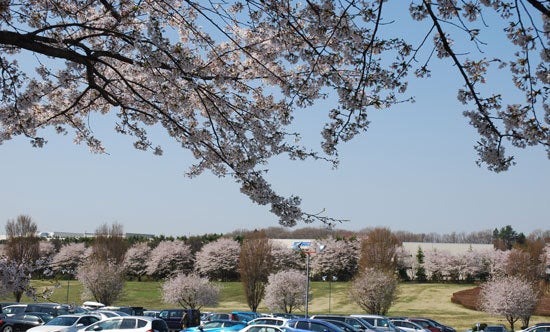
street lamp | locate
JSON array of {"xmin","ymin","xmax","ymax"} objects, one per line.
[
  {"xmin": 322, "ymin": 275, "xmax": 338, "ymax": 313},
  {"xmin": 61, "ymin": 268, "xmax": 73, "ymax": 304},
  {"xmin": 292, "ymin": 241, "xmax": 325, "ymax": 317}
]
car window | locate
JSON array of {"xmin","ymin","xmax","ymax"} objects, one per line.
[
  {"xmin": 100, "ymin": 312, "xmax": 117, "ymax": 318},
  {"xmin": 362, "ymin": 319, "xmax": 374, "ymax": 326},
  {"xmin": 246, "ymin": 327, "xmax": 263, "ymax": 332},
  {"xmin": 310, "ymin": 322, "xmax": 329, "ymax": 332},
  {"xmin": 249, "ymin": 327, "xmax": 281, "ymax": 332},
  {"xmin": 92, "ymin": 319, "xmax": 123, "ymax": 331},
  {"xmin": 204, "ymin": 322, "xmax": 222, "ymax": 328},
  {"xmin": 47, "ymin": 316, "xmax": 79, "ymax": 326},
  {"xmin": 414, "ymin": 321, "xmax": 429, "ymax": 328},
  {"xmin": 344, "ymin": 319, "xmax": 361, "ymax": 329},
  {"xmin": 120, "ymin": 318, "xmax": 137, "ymax": 329},
  {"xmin": 169, "ymin": 311, "xmax": 182, "ymax": 318},
  {"xmin": 295, "ymin": 322, "xmax": 309, "ymax": 330},
  {"xmin": 80, "ymin": 316, "xmax": 100, "ymax": 326}
]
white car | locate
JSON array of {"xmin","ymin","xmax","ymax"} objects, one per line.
[
  {"xmin": 240, "ymin": 325, "xmax": 310, "ymax": 332},
  {"xmin": 27, "ymin": 314, "xmax": 100, "ymax": 332},
  {"xmin": 248, "ymin": 318, "xmax": 288, "ymax": 326},
  {"xmin": 78, "ymin": 316, "xmax": 168, "ymax": 332},
  {"xmin": 91, "ymin": 311, "xmax": 130, "ymax": 320},
  {"xmin": 390, "ymin": 320, "xmax": 431, "ymax": 332}
]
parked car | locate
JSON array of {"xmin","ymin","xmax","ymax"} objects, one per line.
[
  {"xmin": 285, "ymin": 318, "xmax": 344, "ymax": 332},
  {"xmin": 81, "ymin": 303, "xmax": 104, "ymax": 311},
  {"xmin": 2, "ymin": 306, "xmax": 28, "ymax": 318},
  {"xmin": 530, "ymin": 325, "xmax": 550, "ymax": 332},
  {"xmin": 158, "ymin": 309, "xmax": 201, "ymax": 332},
  {"xmin": 229, "ymin": 312, "xmax": 260, "ymax": 323},
  {"xmin": 181, "ymin": 320, "xmax": 247, "ymax": 332},
  {"xmin": 350, "ymin": 316, "xmax": 398, "ymax": 332},
  {"xmin": 143, "ymin": 311, "xmax": 161, "ymax": 318},
  {"xmin": 0, "ymin": 304, "xmax": 20, "ymax": 319},
  {"xmin": 405, "ymin": 319, "xmax": 441, "ymax": 332},
  {"xmin": 24, "ymin": 304, "xmax": 77, "ymax": 317},
  {"xmin": 389, "ymin": 320, "xmax": 430, "ymax": 332},
  {"xmin": 240, "ymin": 324, "xmax": 312, "ymax": 332},
  {"xmin": 79, "ymin": 316, "xmax": 168, "ymax": 332},
  {"xmin": 310, "ymin": 315, "xmax": 378, "ymax": 332},
  {"xmin": 267, "ymin": 315, "xmax": 300, "ymax": 320},
  {"xmin": 202, "ymin": 314, "xmax": 230, "ymax": 322},
  {"xmin": 101, "ymin": 307, "xmax": 144, "ymax": 316},
  {"xmin": 248, "ymin": 318, "xmax": 288, "ymax": 326},
  {"xmin": 90, "ymin": 311, "xmax": 130, "ymax": 320},
  {"xmin": 520, "ymin": 325, "xmax": 550, "ymax": 332},
  {"xmin": 26, "ymin": 314, "xmax": 100, "ymax": 332},
  {"xmin": 483, "ymin": 326, "xmax": 507, "ymax": 332},
  {"xmin": 321, "ymin": 320, "xmax": 362, "ymax": 332},
  {"xmin": 420, "ymin": 319, "xmax": 455, "ymax": 332},
  {"xmin": 0, "ymin": 313, "xmax": 54, "ymax": 332}
]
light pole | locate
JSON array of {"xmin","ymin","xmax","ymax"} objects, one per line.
[
  {"xmin": 62, "ymin": 268, "xmax": 73, "ymax": 304},
  {"xmin": 293, "ymin": 241, "xmax": 325, "ymax": 317},
  {"xmin": 322, "ymin": 275, "xmax": 338, "ymax": 313}
]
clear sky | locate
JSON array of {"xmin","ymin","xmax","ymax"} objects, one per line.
[{"xmin": 1, "ymin": 4, "xmax": 548, "ymax": 237}]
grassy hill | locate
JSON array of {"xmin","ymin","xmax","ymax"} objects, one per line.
[{"xmin": 4, "ymin": 280, "xmax": 549, "ymax": 331}]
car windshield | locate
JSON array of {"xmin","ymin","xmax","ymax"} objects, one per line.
[
  {"xmin": 203, "ymin": 321, "xmax": 225, "ymax": 328},
  {"xmin": 46, "ymin": 316, "xmax": 78, "ymax": 326}
]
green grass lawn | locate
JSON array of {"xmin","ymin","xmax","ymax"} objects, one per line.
[{"xmin": 4, "ymin": 280, "xmax": 548, "ymax": 331}]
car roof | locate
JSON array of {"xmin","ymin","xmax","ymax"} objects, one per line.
[
  {"xmin": 102, "ymin": 315, "xmax": 157, "ymax": 320},
  {"xmin": 5, "ymin": 304, "xmax": 28, "ymax": 308},
  {"xmin": 288, "ymin": 318, "xmax": 341, "ymax": 326}
]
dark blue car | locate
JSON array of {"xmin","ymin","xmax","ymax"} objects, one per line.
[{"xmin": 285, "ymin": 318, "xmax": 345, "ymax": 332}]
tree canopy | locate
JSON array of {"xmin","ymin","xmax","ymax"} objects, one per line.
[{"xmin": 1, "ymin": 0, "xmax": 548, "ymax": 226}]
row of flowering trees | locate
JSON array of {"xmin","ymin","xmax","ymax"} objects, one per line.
[
  {"xmin": 2, "ymin": 228, "xmax": 548, "ymax": 290},
  {"xmin": 44, "ymin": 235, "xmax": 548, "ymax": 286}
]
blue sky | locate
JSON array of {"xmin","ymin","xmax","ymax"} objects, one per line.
[{"xmin": 1, "ymin": 4, "xmax": 548, "ymax": 237}]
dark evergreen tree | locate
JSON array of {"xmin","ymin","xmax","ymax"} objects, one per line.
[{"xmin": 415, "ymin": 247, "xmax": 427, "ymax": 283}]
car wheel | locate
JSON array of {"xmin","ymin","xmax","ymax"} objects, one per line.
[{"xmin": 3, "ymin": 325, "xmax": 14, "ymax": 332}]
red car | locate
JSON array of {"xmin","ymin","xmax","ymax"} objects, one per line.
[{"xmin": 407, "ymin": 319, "xmax": 442, "ymax": 332}]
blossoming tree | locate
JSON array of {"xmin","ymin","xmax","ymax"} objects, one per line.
[
  {"xmin": 349, "ymin": 267, "xmax": 399, "ymax": 315},
  {"xmin": 162, "ymin": 273, "xmax": 220, "ymax": 309},
  {"xmin": 123, "ymin": 242, "xmax": 151, "ymax": 281},
  {"xmin": 264, "ymin": 269, "xmax": 306, "ymax": 314},
  {"xmin": 310, "ymin": 237, "xmax": 359, "ymax": 281},
  {"xmin": 146, "ymin": 240, "xmax": 194, "ymax": 279},
  {"xmin": 0, "ymin": 1, "xmax": 548, "ymax": 226},
  {"xmin": 194, "ymin": 237, "xmax": 240, "ymax": 281},
  {"xmin": 76, "ymin": 258, "xmax": 126, "ymax": 306},
  {"xmin": 479, "ymin": 275, "xmax": 540, "ymax": 330},
  {"xmin": 49, "ymin": 242, "xmax": 88, "ymax": 278}
]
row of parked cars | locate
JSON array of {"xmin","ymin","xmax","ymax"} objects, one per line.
[
  {"xmin": 0, "ymin": 302, "xmax": 172, "ymax": 332},
  {"xmin": 181, "ymin": 312, "xmax": 459, "ymax": 332},
  {"xmin": 186, "ymin": 312, "xmax": 549, "ymax": 332},
  {"xmin": 2, "ymin": 303, "xmax": 548, "ymax": 332}
]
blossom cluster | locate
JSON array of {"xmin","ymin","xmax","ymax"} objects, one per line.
[{"xmin": 2, "ymin": 1, "xmax": 546, "ymax": 224}]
